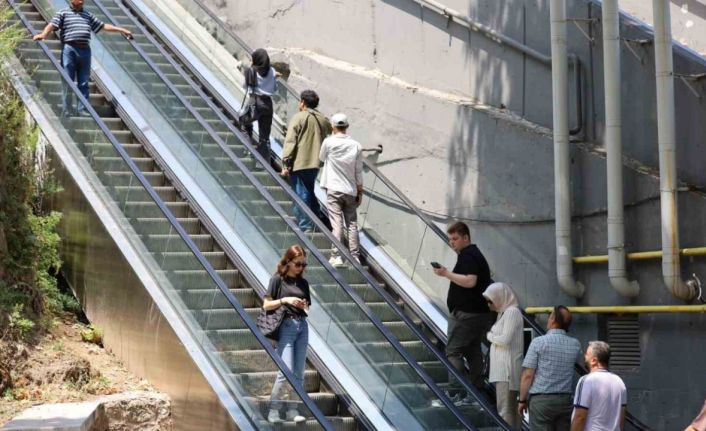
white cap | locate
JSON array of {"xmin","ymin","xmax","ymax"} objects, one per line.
[{"xmin": 331, "ymin": 113, "xmax": 349, "ymax": 128}]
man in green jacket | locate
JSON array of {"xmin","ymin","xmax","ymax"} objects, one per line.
[{"xmin": 281, "ymin": 90, "xmax": 332, "ymax": 231}]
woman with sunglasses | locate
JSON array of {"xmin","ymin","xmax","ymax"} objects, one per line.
[
  {"xmin": 483, "ymin": 282, "xmax": 524, "ymax": 429},
  {"xmin": 263, "ymin": 245, "xmax": 311, "ymax": 424}
]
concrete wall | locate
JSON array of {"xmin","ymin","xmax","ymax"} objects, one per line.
[
  {"xmin": 620, "ymin": 0, "xmax": 706, "ymax": 56},
  {"xmin": 207, "ymin": 0, "xmax": 706, "ymax": 426}
]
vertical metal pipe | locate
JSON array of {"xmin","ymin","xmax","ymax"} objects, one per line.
[
  {"xmin": 550, "ymin": 0, "xmax": 584, "ymax": 298},
  {"xmin": 603, "ymin": 0, "xmax": 639, "ymax": 297},
  {"xmin": 652, "ymin": 0, "xmax": 696, "ymax": 300}
]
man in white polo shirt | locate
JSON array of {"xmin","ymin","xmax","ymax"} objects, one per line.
[
  {"xmin": 319, "ymin": 113, "xmax": 363, "ymax": 267},
  {"xmin": 572, "ymin": 341, "xmax": 627, "ymax": 431}
]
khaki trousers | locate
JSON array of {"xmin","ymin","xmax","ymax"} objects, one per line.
[{"xmin": 326, "ymin": 191, "xmax": 359, "ymax": 259}]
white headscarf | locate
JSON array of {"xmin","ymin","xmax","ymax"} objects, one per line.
[{"xmin": 483, "ymin": 282, "xmax": 519, "ymax": 312}]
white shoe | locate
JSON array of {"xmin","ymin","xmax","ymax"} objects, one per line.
[
  {"xmin": 430, "ymin": 391, "xmax": 458, "ymax": 408},
  {"xmin": 267, "ymin": 409, "xmax": 281, "ymax": 423},
  {"xmin": 285, "ymin": 409, "xmax": 306, "ymax": 423},
  {"xmin": 328, "ymin": 256, "xmax": 344, "ymax": 267}
]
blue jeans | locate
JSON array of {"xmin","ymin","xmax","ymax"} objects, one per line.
[
  {"xmin": 61, "ymin": 44, "xmax": 92, "ymax": 115},
  {"xmin": 270, "ymin": 318, "xmax": 308, "ymax": 411},
  {"xmin": 290, "ymin": 168, "xmax": 322, "ymax": 230}
]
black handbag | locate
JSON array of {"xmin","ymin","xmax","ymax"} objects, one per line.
[
  {"xmin": 256, "ymin": 276, "xmax": 285, "ymax": 340},
  {"xmin": 238, "ymin": 68, "xmax": 259, "ymax": 127}
]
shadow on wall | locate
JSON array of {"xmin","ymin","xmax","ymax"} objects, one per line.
[
  {"xmin": 378, "ymin": 0, "xmax": 528, "ymax": 113},
  {"xmin": 674, "ymin": 0, "xmax": 706, "ymax": 21}
]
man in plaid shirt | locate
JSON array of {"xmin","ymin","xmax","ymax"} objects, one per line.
[{"xmin": 518, "ymin": 306, "xmax": 582, "ymax": 430}]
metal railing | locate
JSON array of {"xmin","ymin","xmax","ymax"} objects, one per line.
[{"xmin": 8, "ymin": 1, "xmax": 334, "ymax": 428}]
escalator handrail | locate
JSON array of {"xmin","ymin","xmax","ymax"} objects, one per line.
[
  {"xmin": 85, "ymin": 1, "xmax": 490, "ymax": 429},
  {"xmin": 9, "ymin": 2, "xmax": 334, "ymax": 428},
  {"xmin": 111, "ymin": 2, "xmax": 518, "ymax": 429},
  {"xmin": 176, "ymin": 0, "xmax": 452, "ymax": 243},
  {"xmin": 156, "ymin": 2, "xmax": 652, "ymax": 430}
]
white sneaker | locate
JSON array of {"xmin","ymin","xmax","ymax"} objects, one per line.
[
  {"xmin": 285, "ymin": 409, "xmax": 306, "ymax": 423},
  {"xmin": 328, "ymin": 256, "xmax": 344, "ymax": 267},
  {"xmin": 267, "ymin": 409, "xmax": 281, "ymax": 423},
  {"xmin": 454, "ymin": 393, "xmax": 480, "ymax": 407},
  {"xmin": 430, "ymin": 391, "xmax": 458, "ymax": 408}
]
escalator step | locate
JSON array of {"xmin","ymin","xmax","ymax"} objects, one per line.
[
  {"xmin": 234, "ymin": 369, "xmax": 320, "ymax": 395},
  {"xmin": 133, "ymin": 217, "xmax": 201, "ymax": 235},
  {"xmin": 180, "ymin": 287, "xmax": 255, "ymax": 309}
]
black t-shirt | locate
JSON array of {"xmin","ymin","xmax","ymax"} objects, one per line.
[
  {"xmin": 266, "ymin": 274, "xmax": 311, "ymax": 317},
  {"xmin": 446, "ymin": 244, "xmax": 493, "ymax": 314}
]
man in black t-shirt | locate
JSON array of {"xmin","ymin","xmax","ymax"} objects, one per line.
[{"xmin": 433, "ymin": 221, "xmax": 496, "ymax": 404}]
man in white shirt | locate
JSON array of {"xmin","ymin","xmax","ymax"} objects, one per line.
[
  {"xmin": 572, "ymin": 341, "xmax": 627, "ymax": 431},
  {"xmin": 319, "ymin": 113, "xmax": 363, "ymax": 266}
]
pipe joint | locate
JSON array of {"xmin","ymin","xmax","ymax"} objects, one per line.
[
  {"xmin": 665, "ymin": 274, "xmax": 698, "ymax": 301},
  {"xmin": 609, "ymin": 276, "xmax": 640, "ymax": 298},
  {"xmin": 558, "ymin": 274, "xmax": 585, "ymax": 298}
]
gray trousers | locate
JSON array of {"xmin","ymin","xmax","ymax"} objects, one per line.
[
  {"xmin": 528, "ymin": 394, "xmax": 572, "ymax": 431},
  {"xmin": 496, "ymin": 382, "xmax": 521, "ymax": 429},
  {"xmin": 326, "ymin": 191, "xmax": 359, "ymax": 259},
  {"xmin": 446, "ymin": 310, "xmax": 495, "ymax": 394}
]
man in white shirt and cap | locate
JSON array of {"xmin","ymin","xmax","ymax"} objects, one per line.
[{"xmin": 319, "ymin": 113, "xmax": 363, "ymax": 266}]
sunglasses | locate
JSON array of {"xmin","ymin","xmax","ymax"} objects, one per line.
[
  {"xmin": 486, "ymin": 299, "xmax": 493, "ymax": 305},
  {"xmin": 291, "ymin": 262, "xmax": 308, "ymax": 268}
]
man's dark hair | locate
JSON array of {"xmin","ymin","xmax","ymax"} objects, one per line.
[
  {"xmin": 553, "ymin": 305, "xmax": 572, "ymax": 331},
  {"xmin": 588, "ymin": 341, "xmax": 611, "ymax": 367},
  {"xmin": 300, "ymin": 90, "xmax": 319, "ymax": 109},
  {"xmin": 447, "ymin": 221, "xmax": 470, "ymax": 238}
]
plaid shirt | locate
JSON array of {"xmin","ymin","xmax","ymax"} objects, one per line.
[{"xmin": 522, "ymin": 329, "xmax": 582, "ymax": 395}]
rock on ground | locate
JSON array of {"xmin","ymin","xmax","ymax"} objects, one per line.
[{"xmin": 96, "ymin": 391, "xmax": 172, "ymax": 431}]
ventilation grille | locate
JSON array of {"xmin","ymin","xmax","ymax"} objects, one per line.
[{"xmin": 607, "ymin": 315, "xmax": 641, "ymax": 371}]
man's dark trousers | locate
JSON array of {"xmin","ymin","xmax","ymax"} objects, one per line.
[
  {"xmin": 61, "ymin": 44, "xmax": 91, "ymax": 115},
  {"xmin": 290, "ymin": 168, "xmax": 322, "ymax": 231},
  {"xmin": 529, "ymin": 394, "xmax": 572, "ymax": 431},
  {"xmin": 446, "ymin": 310, "xmax": 494, "ymax": 395}
]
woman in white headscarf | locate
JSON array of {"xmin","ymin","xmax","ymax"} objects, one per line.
[{"xmin": 483, "ymin": 282, "xmax": 524, "ymax": 429}]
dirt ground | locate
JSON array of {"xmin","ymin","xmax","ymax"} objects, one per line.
[{"xmin": 0, "ymin": 314, "xmax": 155, "ymax": 425}]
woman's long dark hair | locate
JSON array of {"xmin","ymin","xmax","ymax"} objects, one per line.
[
  {"xmin": 276, "ymin": 245, "xmax": 307, "ymax": 277},
  {"xmin": 251, "ymin": 48, "xmax": 271, "ymax": 77}
]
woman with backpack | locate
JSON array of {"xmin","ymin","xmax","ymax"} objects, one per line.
[
  {"xmin": 262, "ymin": 245, "xmax": 311, "ymax": 423},
  {"xmin": 242, "ymin": 48, "xmax": 277, "ymax": 162}
]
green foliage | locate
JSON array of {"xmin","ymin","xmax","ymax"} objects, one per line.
[
  {"xmin": 0, "ymin": 7, "xmax": 24, "ymax": 61},
  {"xmin": 80, "ymin": 324, "xmax": 104, "ymax": 346},
  {"xmin": 3, "ymin": 304, "xmax": 36, "ymax": 341},
  {"xmin": 0, "ymin": 5, "xmax": 69, "ymax": 342}
]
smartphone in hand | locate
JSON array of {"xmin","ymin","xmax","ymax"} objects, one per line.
[{"xmin": 431, "ymin": 261, "xmax": 441, "ymax": 269}]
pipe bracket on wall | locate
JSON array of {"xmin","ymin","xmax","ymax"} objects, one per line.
[{"xmin": 568, "ymin": 18, "xmax": 598, "ymax": 44}]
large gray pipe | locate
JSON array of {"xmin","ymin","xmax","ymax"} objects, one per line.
[
  {"xmin": 603, "ymin": 0, "xmax": 639, "ymax": 297},
  {"xmin": 652, "ymin": 0, "xmax": 696, "ymax": 300},
  {"xmin": 550, "ymin": 0, "xmax": 584, "ymax": 298}
]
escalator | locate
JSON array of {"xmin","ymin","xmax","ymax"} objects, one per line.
[
  {"xmin": 7, "ymin": 1, "xmax": 353, "ymax": 429},
  {"xmin": 9, "ymin": 0, "xmax": 513, "ymax": 430},
  {"xmin": 108, "ymin": 1, "xmax": 653, "ymax": 430},
  {"xmin": 75, "ymin": 0, "xmax": 516, "ymax": 428}
]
